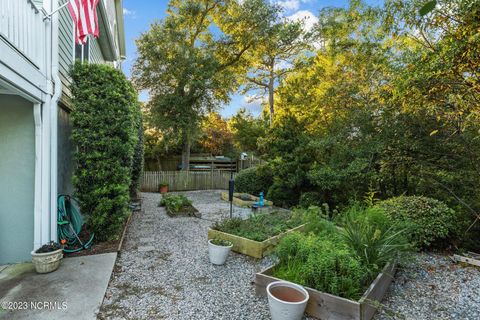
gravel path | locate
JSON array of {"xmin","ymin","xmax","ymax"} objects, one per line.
[
  {"xmin": 98, "ymin": 191, "xmax": 273, "ymax": 320},
  {"xmin": 171, "ymin": 190, "xmax": 252, "ymax": 221},
  {"xmin": 99, "ymin": 191, "xmax": 480, "ymax": 320},
  {"xmin": 374, "ymin": 253, "xmax": 480, "ymax": 320}
]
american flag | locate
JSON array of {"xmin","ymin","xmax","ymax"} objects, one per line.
[{"xmin": 67, "ymin": 0, "xmax": 100, "ymax": 44}]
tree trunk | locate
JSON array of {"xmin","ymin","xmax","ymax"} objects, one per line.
[
  {"xmin": 268, "ymin": 74, "xmax": 274, "ymax": 125},
  {"xmin": 181, "ymin": 130, "xmax": 191, "ymax": 171}
]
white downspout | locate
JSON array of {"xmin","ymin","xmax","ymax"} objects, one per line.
[
  {"xmin": 41, "ymin": 0, "xmax": 53, "ymax": 246},
  {"xmin": 33, "ymin": 103, "xmax": 42, "ymax": 250},
  {"xmin": 50, "ymin": 0, "xmax": 62, "ymax": 242}
]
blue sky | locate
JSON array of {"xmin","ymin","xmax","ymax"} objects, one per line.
[{"xmin": 122, "ymin": 0, "xmax": 383, "ymax": 118}]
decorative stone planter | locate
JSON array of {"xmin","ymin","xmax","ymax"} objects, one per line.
[
  {"xmin": 207, "ymin": 224, "xmax": 305, "ymax": 259},
  {"xmin": 256, "ymin": 262, "xmax": 396, "ymax": 320},
  {"xmin": 31, "ymin": 248, "xmax": 63, "ymax": 274}
]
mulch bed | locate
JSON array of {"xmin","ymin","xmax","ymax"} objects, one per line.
[
  {"xmin": 165, "ymin": 204, "xmax": 201, "ymax": 218},
  {"xmin": 64, "ymin": 203, "xmax": 137, "ymax": 258}
]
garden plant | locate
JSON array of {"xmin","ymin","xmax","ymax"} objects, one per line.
[
  {"xmin": 160, "ymin": 194, "xmax": 197, "ymax": 217},
  {"xmin": 272, "ymin": 205, "xmax": 411, "ymax": 300},
  {"xmin": 212, "ymin": 211, "xmax": 303, "ymax": 242},
  {"xmin": 70, "ymin": 62, "xmax": 142, "ymax": 241}
]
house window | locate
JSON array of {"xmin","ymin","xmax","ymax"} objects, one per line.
[{"xmin": 75, "ymin": 38, "xmax": 90, "ymax": 62}]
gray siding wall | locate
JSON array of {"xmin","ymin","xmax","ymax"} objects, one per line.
[
  {"xmin": 58, "ymin": 0, "xmax": 107, "ymax": 105},
  {"xmin": 58, "ymin": 0, "xmax": 74, "ymax": 105},
  {"xmin": 90, "ymin": 37, "xmax": 105, "ymax": 64},
  {"xmin": 0, "ymin": 95, "xmax": 35, "ymax": 263},
  {"xmin": 58, "ymin": 106, "xmax": 74, "ymax": 196}
]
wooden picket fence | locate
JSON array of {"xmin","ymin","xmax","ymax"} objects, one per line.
[{"xmin": 141, "ymin": 171, "xmax": 237, "ymax": 192}]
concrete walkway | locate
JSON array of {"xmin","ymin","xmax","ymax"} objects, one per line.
[{"xmin": 0, "ymin": 253, "xmax": 116, "ymax": 320}]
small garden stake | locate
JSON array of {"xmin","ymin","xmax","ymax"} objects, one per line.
[{"xmin": 229, "ymin": 164, "xmax": 234, "ymax": 219}]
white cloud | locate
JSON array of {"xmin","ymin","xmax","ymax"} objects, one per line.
[
  {"xmin": 277, "ymin": 0, "xmax": 300, "ymax": 11},
  {"xmin": 287, "ymin": 10, "xmax": 318, "ymax": 32},
  {"xmin": 274, "ymin": 0, "xmax": 312, "ymax": 12},
  {"xmin": 243, "ymin": 95, "xmax": 266, "ymax": 114},
  {"xmin": 123, "ymin": 8, "xmax": 135, "ymax": 16},
  {"xmin": 274, "ymin": 60, "xmax": 293, "ymax": 71}
]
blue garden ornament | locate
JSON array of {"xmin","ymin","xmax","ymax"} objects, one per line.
[{"xmin": 259, "ymin": 192, "xmax": 264, "ymax": 207}]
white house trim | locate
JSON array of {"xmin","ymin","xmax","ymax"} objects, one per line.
[
  {"xmin": 0, "ymin": 39, "xmax": 48, "ymax": 97},
  {"xmin": 50, "ymin": 0, "xmax": 61, "ymax": 242},
  {"xmin": 33, "ymin": 103, "xmax": 43, "ymax": 249}
]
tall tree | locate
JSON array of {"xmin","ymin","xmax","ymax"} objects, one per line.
[
  {"xmin": 243, "ymin": 15, "xmax": 310, "ymax": 124},
  {"xmin": 133, "ymin": 0, "xmax": 277, "ymax": 170},
  {"xmin": 198, "ymin": 112, "xmax": 235, "ymax": 156},
  {"xmin": 228, "ymin": 108, "xmax": 266, "ymax": 152}
]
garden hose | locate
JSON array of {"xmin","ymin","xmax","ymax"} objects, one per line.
[{"xmin": 57, "ymin": 195, "xmax": 94, "ymax": 253}]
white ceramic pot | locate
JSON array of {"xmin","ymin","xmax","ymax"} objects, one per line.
[
  {"xmin": 31, "ymin": 248, "xmax": 63, "ymax": 274},
  {"xmin": 208, "ymin": 239, "xmax": 233, "ymax": 265},
  {"xmin": 267, "ymin": 281, "xmax": 309, "ymax": 320}
]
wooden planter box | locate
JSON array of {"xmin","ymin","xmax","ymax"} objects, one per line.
[
  {"xmin": 221, "ymin": 192, "xmax": 273, "ymax": 208},
  {"xmin": 255, "ymin": 262, "xmax": 396, "ymax": 320},
  {"xmin": 207, "ymin": 224, "xmax": 305, "ymax": 259}
]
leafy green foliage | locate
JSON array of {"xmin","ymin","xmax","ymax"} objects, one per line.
[
  {"xmin": 210, "ymin": 239, "xmax": 232, "ymax": 247},
  {"xmin": 259, "ymin": 115, "xmax": 315, "ymax": 207},
  {"xmin": 160, "ymin": 194, "xmax": 193, "ymax": 215},
  {"xmin": 212, "ymin": 211, "xmax": 303, "ymax": 242},
  {"xmin": 273, "ymin": 232, "xmax": 370, "ymax": 300},
  {"xmin": 197, "ymin": 112, "xmax": 235, "ymax": 156},
  {"xmin": 246, "ymin": 0, "xmax": 480, "ymax": 251},
  {"xmin": 419, "ymin": 0, "xmax": 437, "ymax": 15},
  {"xmin": 378, "ymin": 196, "xmax": 461, "ymax": 248},
  {"xmin": 129, "ymin": 104, "xmax": 144, "ymax": 198},
  {"xmin": 228, "ymin": 108, "xmax": 267, "ymax": 153},
  {"xmin": 338, "ymin": 205, "xmax": 411, "ymax": 274},
  {"xmin": 299, "ymin": 192, "xmax": 323, "ymax": 208},
  {"xmin": 234, "ymin": 165, "xmax": 273, "ymax": 196},
  {"xmin": 242, "ymin": 12, "xmax": 311, "ymax": 123},
  {"xmin": 70, "ymin": 62, "xmax": 139, "ymax": 241},
  {"xmin": 133, "ymin": 0, "xmax": 280, "ymax": 169},
  {"xmin": 294, "ymin": 206, "xmax": 339, "ymax": 237},
  {"xmin": 273, "ymin": 205, "xmax": 411, "ymax": 299}
]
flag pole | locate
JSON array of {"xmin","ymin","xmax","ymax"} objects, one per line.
[{"xmin": 44, "ymin": 2, "xmax": 69, "ymax": 20}]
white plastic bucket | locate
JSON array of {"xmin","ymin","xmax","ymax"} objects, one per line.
[{"xmin": 208, "ymin": 239, "xmax": 233, "ymax": 265}]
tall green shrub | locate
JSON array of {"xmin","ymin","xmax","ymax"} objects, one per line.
[
  {"xmin": 377, "ymin": 196, "xmax": 460, "ymax": 249},
  {"xmin": 234, "ymin": 165, "xmax": 273, "ymax": 196},
  {"xmin": 130, "ymin": 105, "xmax": 144, "ymax": 198},
  {"xmin": 70, "ymin": 62, "xmax": 138, "ymax": 240}
]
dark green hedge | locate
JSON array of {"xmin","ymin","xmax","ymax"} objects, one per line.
[
  {"xmin": 130, "ymin": 105, "xmax": 144, "ymax": 198},
  {"xmin": 234, "ymin": 165, "xmax": 273, "ymax": 196},
  {"xmin": 377, "ymin": 196, "xmax": 461, "ymax": 249},
  {"xmin": 70, "ymin": 62, "xmax": 140, "ymax": 240}
]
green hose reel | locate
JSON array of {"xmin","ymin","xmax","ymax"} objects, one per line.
[{"xmin": 57, "ymin": 195, "xmax": 94, "ymax": 253}]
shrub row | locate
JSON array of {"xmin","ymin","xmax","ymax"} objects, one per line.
[
  {"xmin": 71, "ymin": 62, "xmax": 143, "ymax": 241},
  {"xmin": 274, "ymin": 205, "xmax": 410, "ymax": 300},
  {"xmin": 237, "ymin": 162, "xmax": 464, "ymax": 250},
  {"xmin": 234, "ymin": 165, "xmax": 273, "ymax": 196}
]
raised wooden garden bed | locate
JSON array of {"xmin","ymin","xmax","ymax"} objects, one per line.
[
  {"xmin": 221, "ymin": 192, "xmax": 273, "ymax": 208},
  {"xmin": 255, "ymin": 262, "xmax": 396, "ymax": 320},
  {"xmin": 207, "ymin": 224, "xmax": 305, "ymax": 259}
]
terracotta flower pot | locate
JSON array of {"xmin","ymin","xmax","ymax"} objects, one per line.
[{"xmin": 160, "ymin": 185, "xmax": 168, "ymax": 194}]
